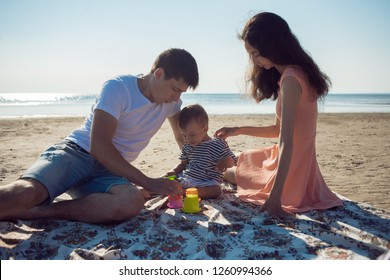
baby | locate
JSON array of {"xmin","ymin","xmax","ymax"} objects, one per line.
[{"xmin": 166, "ymin": 104, "xmax": 237, "ymax": 199}]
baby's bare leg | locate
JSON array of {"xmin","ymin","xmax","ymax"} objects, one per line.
[{"xmin": 196, "ymin": 185, "xmax": 222, "ymax": 199}]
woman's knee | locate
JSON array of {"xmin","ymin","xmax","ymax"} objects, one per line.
[{"xmin": 223, "ymin": 167, "xmax": 237, "ymax": 184}]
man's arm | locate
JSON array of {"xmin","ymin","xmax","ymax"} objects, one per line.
[
  {"xmin": 90, "ymin": 109, "xmax": 182, "ymax": 195},
  {"xmin": 168, "ymin": 111, "xmax": 184, "ymax": 149},
  {"xmin": 90, "ymin": 109, "xmax": 150, "ymax": 187}
]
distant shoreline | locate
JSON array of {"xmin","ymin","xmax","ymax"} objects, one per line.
[
  {"xmin": 1, "ymin": 111, "xmax": 390, "ymax": 120},
  {"xmin": 1, "ymin": 111, "xmax": 390, "ymax": 119},
  {"xmin": 1, "ymin": 93, "xmax": 390, "ymax": 118}
]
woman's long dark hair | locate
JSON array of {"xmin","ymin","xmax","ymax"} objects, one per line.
[{"xmin": 240, "ymin": 12, "xmax": 331, "ymax": 102}]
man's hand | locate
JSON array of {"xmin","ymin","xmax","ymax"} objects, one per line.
[{"xmin": 146, "ymin": 177, "xmax": 183, "ymax": 196}]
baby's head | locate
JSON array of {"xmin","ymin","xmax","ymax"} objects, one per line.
[{"xmin": 178, "ymin": 104, "xmax": 209, "ymax": 146}]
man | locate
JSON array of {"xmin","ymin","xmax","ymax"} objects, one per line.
[{"xmin": 0, "ymin": 48, "xmax": 199, "ymax": 223}]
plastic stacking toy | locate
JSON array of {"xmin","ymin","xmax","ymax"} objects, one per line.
[
  {"xmin": 182, "ymin": 188, "xmax": 201, "ymax": 214},
  {"xmin": 165, "ymin": 175, "xmax": 177, "ymax": 181},
  {"xmin": 167, "ymin": 193, "xmax": 183, "ymax": 209},
  {"xmin": 165, "ymin": 175, "xmax": 183, "ymax": 209},
  {"xmin": 185, "ymin": 188, "xmax": 198, "ymax": 195}
]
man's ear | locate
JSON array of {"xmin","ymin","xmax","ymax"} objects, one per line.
[{"xmin": 153, "ymin": 68, "xmax": 165, "ymax": 80}]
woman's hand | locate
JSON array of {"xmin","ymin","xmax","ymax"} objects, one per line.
[{"xmin": 214, "ymin": 126, "xmax": 239, "ymax": 140}]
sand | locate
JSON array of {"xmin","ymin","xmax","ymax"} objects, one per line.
[{"xmin": 0, "ymin": 113, "xmax": 389, "ymax": 211}]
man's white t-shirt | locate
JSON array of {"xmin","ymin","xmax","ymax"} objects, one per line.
[{"xmin": 66, "ymin": 75, "xmax": 182, "ymax": 162}]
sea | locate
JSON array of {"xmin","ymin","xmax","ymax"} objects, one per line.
[{"xmin": 0, "ymin": 92, "xmax": 390, "ymax": 118}]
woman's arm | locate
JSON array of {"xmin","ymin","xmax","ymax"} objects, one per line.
[
  {"xmin": 236, "ymin": 118, "xmax": 280, "ymax": 138},
  {"xmin": 260, "ymin": 76, "xmax": 301, "ymax": 219},
  {"xmin": 214, "ymin": 117, "xmax": 280, "ymax": 139}
]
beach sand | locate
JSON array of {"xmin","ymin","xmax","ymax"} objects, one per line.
[{"xmin": 0, "ymin": 113, "xmax": 389, "ymax": 211}]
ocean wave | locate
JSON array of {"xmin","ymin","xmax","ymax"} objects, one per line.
[{"xmin": 0, "ymin": 93, "xmax": 97, "ymax": 104}]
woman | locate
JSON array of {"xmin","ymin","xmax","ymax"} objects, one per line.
[{"xmin": 215, "ymin": 12, "xmax": 343, "ymax": 220}]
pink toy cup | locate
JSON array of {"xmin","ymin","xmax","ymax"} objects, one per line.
[{"xmin": 167, "ymin": 193, "xmax": 183, "ymax": 209}]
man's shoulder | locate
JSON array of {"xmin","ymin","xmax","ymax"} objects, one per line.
[
  {"xmin": 100, "ymin": 74, "xmax": 141, "ymax": 103},
  {"xmin": 115, "ymin": 74, "xmax": 137, "ymax": 83},
  {"xmin": 104, "ymin": 74, "xmax": 136, "ymax": 87}
]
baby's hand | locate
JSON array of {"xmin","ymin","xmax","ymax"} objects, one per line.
[
  {"xmin": 216, "ymin": 156, "xmax": 234, "ymax": 172},
  {"xmin": 162, "ymin": 171, "xmax": 176, "ymax": 177}
]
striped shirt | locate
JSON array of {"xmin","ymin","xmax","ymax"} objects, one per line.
[{"xmin": 179, "ymin": 138, "xmax": 237, "ymax": 182}]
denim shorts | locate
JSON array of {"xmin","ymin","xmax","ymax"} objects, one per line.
[{"xmin": 21, "ymin": 140, "xmax": 132, "ymax": 204}]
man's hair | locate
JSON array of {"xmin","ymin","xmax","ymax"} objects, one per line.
[
  {"xmin": 178, "ymin": 104, "xmax": 209, "ymax": 129},
  {"xmin": 151, "ymin": 48, "xmax": 199, "ymax": 89}
]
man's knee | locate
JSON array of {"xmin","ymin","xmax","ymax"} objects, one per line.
[
  {"xmin": 109, "ymin": 185, "xmax": 145, "ymax": 222},
  {"xmin": 4, "ymin": 179, "xmax": 48, "ymax": 205},
  {"xmin": 0, "ymin": 179, "xmax": 49, "ymax": 219}
]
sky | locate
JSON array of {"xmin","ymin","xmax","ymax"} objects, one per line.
[{"xmin": 0, "ymin": 0, "xmax": 389, "ymax": 94}]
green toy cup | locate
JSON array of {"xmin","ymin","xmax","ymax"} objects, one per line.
[{"xmin": 182, "ymin": 194, "xmax": 201, "ymax": 213}]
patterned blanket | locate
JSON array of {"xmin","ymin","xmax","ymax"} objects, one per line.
[{"xmin": 1, "ymin": 187, "xmax": 389, "ymax": 260}]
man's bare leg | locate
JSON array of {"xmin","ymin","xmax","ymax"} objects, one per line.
[
  {"xmin": 8, "ymin": 184, "xmax": 145, "ymax": 223},
  {"xmin": 0, "ymin": 179, "xmax": 49, "ymax": 220}
]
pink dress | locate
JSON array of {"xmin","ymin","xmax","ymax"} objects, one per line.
[{"xmin": 236, "ymin": 66, "xmax": 343, "ymax": 213}]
